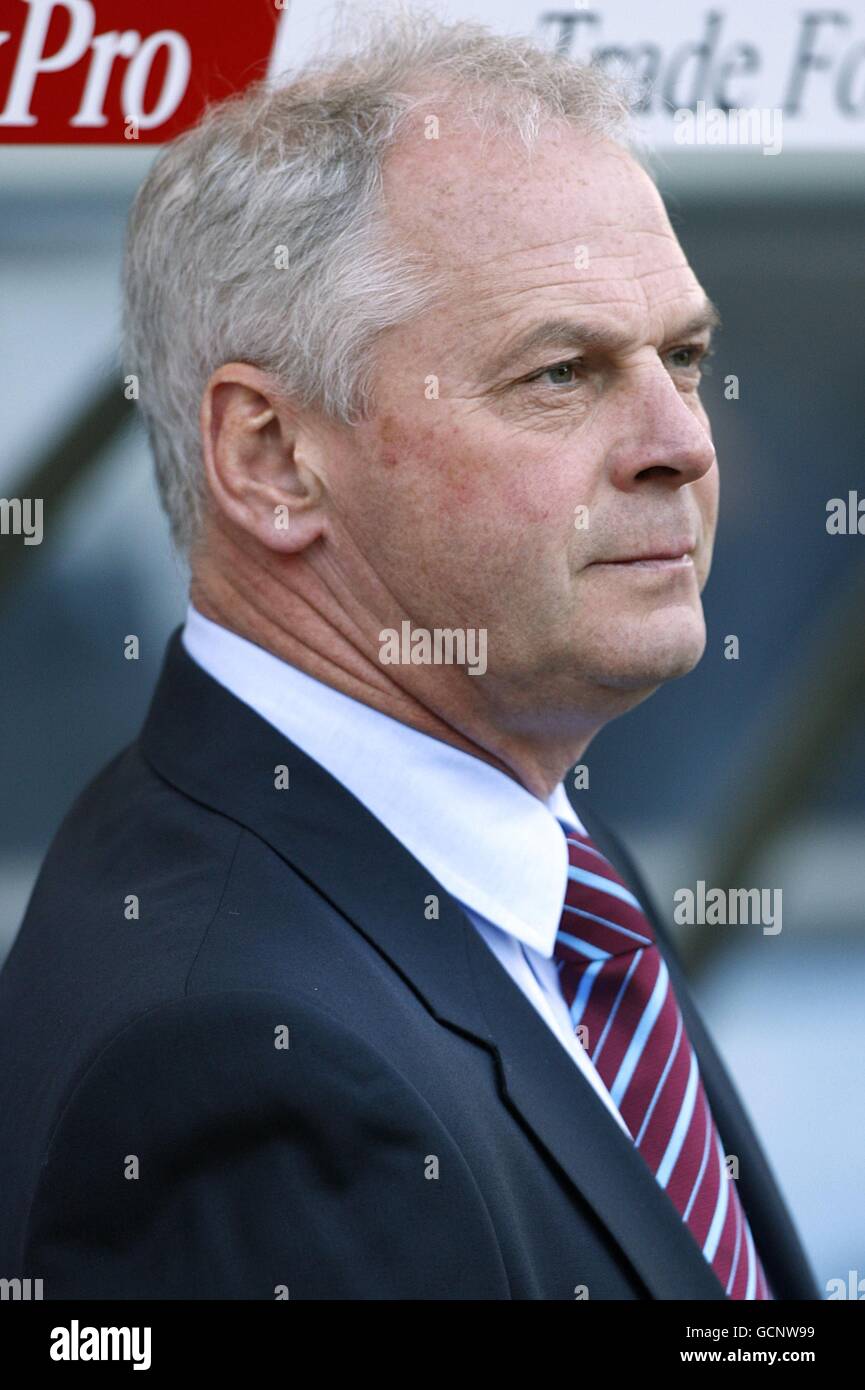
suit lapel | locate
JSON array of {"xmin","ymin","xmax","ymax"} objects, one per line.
[
  {"xmin": 462, "ymin": 920, "xmax": 728, "ymax": 1298},
  {"xmin": 141, "ymin": 630, "xmax": 763, "ymax": 1299},
  {"xmin": 573, "ymin": 798, "xmax": 819, "ymax": 1301}
]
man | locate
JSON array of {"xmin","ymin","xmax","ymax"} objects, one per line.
[{"xmin": 0, "ymin": 15, "xmax": 817, "ymax": 1300}]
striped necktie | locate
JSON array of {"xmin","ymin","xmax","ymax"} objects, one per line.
[{"xmin": 554, "ymin": 823, "xmax": 772, "ymax": 1300}]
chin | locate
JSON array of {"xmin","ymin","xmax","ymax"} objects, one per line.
[{"xmin": 589, "ymin": 609, "xmax": 707, "ymax": 691}]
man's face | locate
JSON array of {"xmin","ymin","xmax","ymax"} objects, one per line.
[{"xmin": 320, "ymin": 121, "xmax": 719, "ymax": 732}]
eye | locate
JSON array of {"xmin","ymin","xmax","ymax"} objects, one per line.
[
  {"xmin": 525, "ymin": 358, "xmax": 584, "ymax": 388},
  {"xmin": 667, "ymin": 343, "xmax": 713, "ymax": 373}
]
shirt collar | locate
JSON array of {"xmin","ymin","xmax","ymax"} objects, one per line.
[{"xmin": 181, "ymin": 603, "xmax": 585, "ymax": 958}]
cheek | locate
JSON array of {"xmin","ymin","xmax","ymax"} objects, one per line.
[
  {"xmin": 361, "ymin": 410, "xmax": 579, "ymax": 571},
  {"xmin": 437, "ymin": 420, "xmax": 577, "ymax": 527},
  {"xmin": 374, "ymin": 412, "xmax": 422, "ymax": 472}
]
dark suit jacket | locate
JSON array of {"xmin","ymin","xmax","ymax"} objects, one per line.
[{"xmin": 0, "ymin": 629, "xmax": 818, "ymax": 1299}]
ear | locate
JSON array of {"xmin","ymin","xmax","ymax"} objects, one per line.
[{"xmin": 200, "ymin": 362, "xmax": 327, "ymax": 553}]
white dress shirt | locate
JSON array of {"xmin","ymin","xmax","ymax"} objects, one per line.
[{"xmin": 181, "ymin": 603, "xmax": 631, "ymax": 1138}]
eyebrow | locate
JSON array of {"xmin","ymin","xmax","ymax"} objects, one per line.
[{"xmin": 486, "ymin": 299, "xmax": 722, "ymax": 376}]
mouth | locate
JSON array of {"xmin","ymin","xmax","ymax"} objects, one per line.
[{"xmin": 588, "ymin": 543, "xmax": 697, "ymax": 572}]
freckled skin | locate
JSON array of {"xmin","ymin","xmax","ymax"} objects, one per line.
[{"xmin": 193, "ymin": 115, "xmax": 719, "ymax": 799}]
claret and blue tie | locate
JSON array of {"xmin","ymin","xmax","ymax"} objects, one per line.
[{"xmin": 553, "ymin": 823, "xmax": 771, "ymax": 1300}]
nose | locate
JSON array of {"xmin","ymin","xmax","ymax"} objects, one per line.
[{"xmin": 604, "ymin": 369, "xmax": 717, "ymax": 492}]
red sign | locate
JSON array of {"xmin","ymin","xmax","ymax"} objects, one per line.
[{"xmin": 0, "ymin": 0, "xmax": 281, "ymax": 143}]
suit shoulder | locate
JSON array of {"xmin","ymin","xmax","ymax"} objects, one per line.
[
  {"xmin": 7, "ymin": 738, "xmax": 246, "ymax": 1003},
  {"xmin": 27, "ymin": 739, "xmax": 244, "ymax": 910}
]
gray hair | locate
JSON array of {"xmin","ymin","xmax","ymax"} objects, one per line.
[{"xmin": 122, "ymin": 7, "xmax": 639, "ymax": 554}]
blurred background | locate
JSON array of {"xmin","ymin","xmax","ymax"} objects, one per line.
[{"xmin": 1, "ymin": 0, "xmax": 863, "ymax": 1295}]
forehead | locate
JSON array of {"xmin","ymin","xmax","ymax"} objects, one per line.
[{"xmin": 383, "ymin": 119, "xmax": 704, "ymax": 335}]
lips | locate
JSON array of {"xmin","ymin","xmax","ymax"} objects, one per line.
[{"xmin": 591, "ymin": 543, "xmax": 696, "ymax": 565}]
